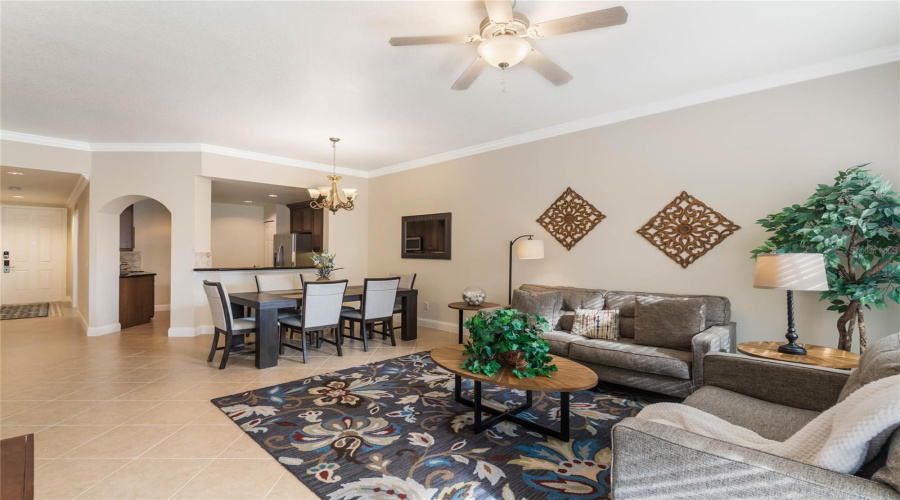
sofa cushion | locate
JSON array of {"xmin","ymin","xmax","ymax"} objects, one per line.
[
  {"xmin": 511, "ymin": 289, "xmax": 563, "ymax": 331},
  {"xmin": 542, "ymin": 330, "xmax": 578, "ymax": 357},
  {"xmin": 558, "ymin": 312, "xmax": 575, "ymax": 332},
  {"xmin": 634, "ymin": 296, "xmax": 706, "ymax": 351},
  {"xmin": 605, "ymin": 291, "xmax": 731, "ymax": 338},
  {"xmin": 683, "ymin": 386, "xmax": 821, "ymax": 441},
  {"xmin": 839, "ymin": 333, "xmax": 900, "ymax": 403},
  {"xmin": 568, "ymin": 337, "xmax": 693, "ymax": 380},
  {"xmin": 872, "ymin": 430, "xmax": 900, "ymax": 493},
  {"xmin": 520, "ymin": 284, "xmax": 606, "ymax": 312}
]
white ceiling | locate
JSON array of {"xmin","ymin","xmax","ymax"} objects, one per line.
[
  {"xmin": 0, "ymin": 166, "xmax": 82, "ymax": 207},
  {"xmin": 1, "ymin": 1, "xmax": 898, "ymax": 172},
  {"xmin": 211, "ymin": 178, "xmax": 311, "ymax": 206}
]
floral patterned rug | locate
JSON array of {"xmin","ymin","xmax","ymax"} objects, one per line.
[{"xmin": 211, "ymin": 351, "xmax": 675, "ymax": 500}]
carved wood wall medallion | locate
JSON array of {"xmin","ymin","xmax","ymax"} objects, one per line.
[
  {"xmin": 637, "ymin": 191, "xmax": 740, "ymax": 269},
  {"xmin": 537, "ymin": 187, "xmax": 606, "ymax": 251}
]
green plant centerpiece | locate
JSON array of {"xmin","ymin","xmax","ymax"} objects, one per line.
[
  {"xmin": 751, "ymin": 165, "xmax": 900, "ymax": 352},
  {"xmin": 461, "ymin": 308, "xmax": 557, "ymax": 378},
  {"xmin": 311, "ymin": 250, "xmax": 343, "ymax": 280}
]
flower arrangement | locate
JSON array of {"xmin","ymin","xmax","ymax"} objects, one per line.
[
  {"xmin": 462, "ymin": 308, "xmax": 557, "ymax": 379},
  {"xmin": 311, "ymin": 250, "xmax": 343, "ymax": 280}
]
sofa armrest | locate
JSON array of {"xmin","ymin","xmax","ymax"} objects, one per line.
[
  {"xmin": 702, "ymin": 352, "xmax": 850, "ymax": 412},
  {"xmin": 691, "ymin": 323, "xmax": 735, "ymax": 388},
  {"xmin": 611, "ymin": 418, "xmax": 899, "ymax": 500}
]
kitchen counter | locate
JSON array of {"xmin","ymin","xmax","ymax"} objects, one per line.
[
  {"xmin": 120, "ymin": 271, "xmax": 157, "ymax": 278},
  {"xmin": 193, "ymin": 267, "xmax": 316, "ymax": 272}
]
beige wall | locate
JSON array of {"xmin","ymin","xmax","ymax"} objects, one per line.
[
  {"xmin": 211, "ymin": 202, "xmax": 265, "ymax": 268},
  {"xmin": 368, "ymin": 62, "xmax": 900, "ymax": 351},
  {"xmin": 133, "ymin": 199, "xmax": 171, "ymax": 307},
  {"xmin": 75, "ymin": 184, "xmax": 90, "ymax": 325}
]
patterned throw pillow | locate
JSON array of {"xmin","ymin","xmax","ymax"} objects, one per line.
[{"xmin": 571, "ymin": 309, "xmax": 619, "ymax": 340}]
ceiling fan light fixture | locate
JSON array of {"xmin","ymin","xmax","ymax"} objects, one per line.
[{"xmin": 477, "ymin": 34, "xmax": 530, "ymax": 68}]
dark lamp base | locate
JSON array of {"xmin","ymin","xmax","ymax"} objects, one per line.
[{"xmin": 778, "ymin": 343, "xmax": 808, "ymax": 356}]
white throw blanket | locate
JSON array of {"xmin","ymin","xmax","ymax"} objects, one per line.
[{"xmin": 636, "ymin": 375, "xmax": 900, "ymax": 473}]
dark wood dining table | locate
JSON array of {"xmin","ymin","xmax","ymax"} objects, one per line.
[{"xmin": 228, "ymin": 286, "xmax": 418, "ymax": 369}]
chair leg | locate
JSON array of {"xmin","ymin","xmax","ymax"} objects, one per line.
[
  {"xmin": 219, "ymin": 331, "xmax": 232, "ymax": 370},
  {"xmin": 361, "ymin": 322, "xmax": 369, "ymax": 352},
  {"xmin": 207, "ymin": 329, "xmax": 220, "ymax": 362},
  {"xmin": 279, "ymin": 325, "xmax": 285, "ymax": 355},
  {"xmin": 334, "ymin": 328, "xmax": 343, "ymax": 356},
  {"xmin": 316, "ymin": 330, "xmax": 322, "ymax": 349},
  {"xmin": 368, "ymin": 322, "xmax": 374, "ymax": 340},
  {"xmin": 387, "ymin": 319, "xmax": 397, "ymax": 346},
  {"xmin": 301, "ymin": 328, "xmax": 308, "ymax": 364},
  {"xmin": 338, "ymin": 321, "xmax": 345, "ymax": 347}
]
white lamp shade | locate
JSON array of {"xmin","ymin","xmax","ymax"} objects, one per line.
[
  {"xmin": 307, "ymin": 188, "xmax": 320, "ymax": 199},
  {"xmin": 477, "ymin": 34, "xmax": 531, "ymax": 68},
  {"xmin": 517, "ymin": 239, "xmax": 544, "ymax": 260},
  {"xmin": 754, "ymin": 253, "xmax": 829, "ymax": 291},
  {"xmin": 342, "ymin": 188, "xmax": 357, "ymax": 200},
  {"xmin": 317, "ymin": 186, "xmax": 331, "ymax": 197}
]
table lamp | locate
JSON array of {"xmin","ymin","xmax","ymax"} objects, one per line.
[
  {"xmin": 753, "ymin": 253, "xmax": 829, "ymax": 355},
  {"xmin": 509, "ymin": 235, "xmax": 544, "ymax": 304}
]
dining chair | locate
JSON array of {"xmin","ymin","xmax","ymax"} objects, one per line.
[
  {"xmin": 340, "ymin": 277, "xmax": 401, "ymax": 351},
  {"xmin": 280, "ymin": 280, "xmax": 348, "ymax": 363},
  {"xmin": 203, "ymin": 280, "xmax": 256, "ymax": 370},
  {"xmin": 372, "ymin": 273, "xmax": 416, "ymax": 336},
  {"xmin": 255, "ymin": 273, "xmax": 303, "ymax": 338}
]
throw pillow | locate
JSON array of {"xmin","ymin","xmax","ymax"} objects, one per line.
[
  {"xmin": 571, "ymin": 308, "xmax": 619, "ymax": 340},
  {"xmin": 511, "ymin": 289, "xmax": 562, "ymax": 331},
  {"xmin": 838, "ymin": 333, "xmax": 900, "ymax": 402},
  {"xmin": 633, "ymin": 296, "xmax": 706, "ymax": 351}
]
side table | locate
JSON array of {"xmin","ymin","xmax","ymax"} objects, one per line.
[
  {"xmin": 447, "ymin": 301, "xmax": 502, "ymax": 344},
  {"xmin": 737, "ymin": 341, "xmax": 859, "ymax": 370}
]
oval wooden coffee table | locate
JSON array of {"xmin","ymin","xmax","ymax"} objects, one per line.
[
  {"xmin": 737, "ymin": 341, "xmax": 859, "ymax": 370},
  {"xmin": 431, "ymin": 344, "xmax": 598, "ymax": 441}
]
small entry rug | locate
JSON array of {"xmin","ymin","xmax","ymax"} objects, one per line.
[
  {"xmin": 0, "ymin": 302, "xmax": 61, "ymax": 320},
  {"xmin": 211, "ymin": 352, "xmax": 675, "ymax": 499}
]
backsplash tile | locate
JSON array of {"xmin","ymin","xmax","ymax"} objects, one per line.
[{"xmin": 120, "ymin": 251, "xmax": 142, "ymax": 271}]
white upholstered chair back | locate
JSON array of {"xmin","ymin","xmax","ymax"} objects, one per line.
[
  {"xmin": 363, "ymin": 278, "xmax": 401, "ymax": 320},
  {"xmin": 389, "ymin": 273, "xmax": 416, "ymax": 289},
  {"xmin": 302, "ymin": 280, "xmax": 348, "ymax": 330},
  {"xmin": 300, "ymin": 273, "xmax": 323, "ymax": 287},
  {"xmin": 203, "ymin": 281, "xmax": 233, "ymax": 332},
  {"xmin": 255, "ymin": 273, "xmax": 297, "ymax": 292}
]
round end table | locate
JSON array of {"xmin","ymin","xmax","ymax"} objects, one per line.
[{"xmin": 447, "ymin": 301, "xmax": 502, "ymax": 344}]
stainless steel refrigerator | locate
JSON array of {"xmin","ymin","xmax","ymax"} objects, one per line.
[{"xmin": 273, "ymin": 233, "xmax": 314, "ymax": 268}]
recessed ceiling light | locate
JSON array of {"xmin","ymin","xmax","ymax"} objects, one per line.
[
  {"xmin": 244, "ymin": 200, "xmax": 253, "ymax": 203},
  {"xmin": 8, "ymin": 187, "xmax": 21, "ymax": 191},
  {"xmin": 6, "ymin": 172, "xmax": 24, "ymax": 176},
  {"xmin": 268, "ymin": 194, "xmax": 278, "ymax": 198},
  {"xmin": 12, "ymin": 195, "xmax": 24, "ymax": 199}
]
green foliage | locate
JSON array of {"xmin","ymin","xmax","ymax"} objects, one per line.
[
  {"xmin": 461, "ymin": 308, "xmax": 557, "ymax": 379},
  {"xmin": 751, "ymin": 165, "xmax": 900, "ymax": 314},
  {"xmin": 311, "ymin": 250, "xmax": 343, "ymax": 279}
]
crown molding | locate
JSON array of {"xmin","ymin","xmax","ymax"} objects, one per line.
[
  {"xmin": 367, "ymin": 44, "xmax": 900, "ymax": 178},
  {"xmin": 2, "ymin": 44, "xmax": 897, "ymax": 180},
  {"xmin": 0, "ymin": 130, "xmax": 91, "ymax": 151},
  {"xmin": 65, "ymin": 174, "xmax": 89, "ymax": 208}
]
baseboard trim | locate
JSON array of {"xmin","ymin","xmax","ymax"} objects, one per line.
[
  {"xmin": 194, "ymin": 325, "xmax": 214, "ymax": 335},
  {"xmin": 168, "ymin": 327, "xmax": 198, "ymax": 337},
  {"xmin": 154, "ymin": 304, "xmax": 170, "ymax": 312},
  {"xmin": 418, "ymin": 317, "xmax": 457, "ymax": 333},
  {"xmin": 64, "ymin": 296, "xmax": 72, "ymax": 304},
  {"xmin": 86, "ymin": 323, "xmax": 120, "ymax": 336},
  {"xmin": 76, "ymin": 309, "xmax": 88, "ymax": 331}
]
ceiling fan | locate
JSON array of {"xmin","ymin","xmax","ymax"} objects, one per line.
[{"xmin": 389, "ymin": 1, "xmax": 628, "ymax": 90}]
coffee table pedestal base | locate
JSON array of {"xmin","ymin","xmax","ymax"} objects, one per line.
[{"xmin": 454, "ymin": 374, "xmax": 570, "ymax": 441}]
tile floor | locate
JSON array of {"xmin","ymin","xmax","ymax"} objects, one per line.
[{"xmin": 1, "ymin": 304, "xmax": 458, "ymax": 499}]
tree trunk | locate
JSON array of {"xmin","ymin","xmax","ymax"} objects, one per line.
[
  {"xmin": 857, "ymin": 307, "xmax": 867, "ymax": 354},
  {"xmin": 836, "ymin": 300, "xmax": 860, "ymax": 352}
]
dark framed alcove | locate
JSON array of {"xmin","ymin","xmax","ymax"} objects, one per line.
[{"xmin": 401, "ymin": 212, "xmax": 452, "ymax": 260}]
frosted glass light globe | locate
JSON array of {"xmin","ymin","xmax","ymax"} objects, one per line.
[{"xmin": 477, "ymin": 35, "xmax": 531, "ymax": 69}]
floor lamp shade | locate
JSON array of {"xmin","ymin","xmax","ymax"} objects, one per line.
[
  {"xmin": 517, "ymin": 239, "xmax": 545, "ymax": 260},
  {"xmin": 753, "ymin": 253, "xmax": 829, "ymax": 291},
  {"xmin": 754, "ymin": 253, "xmax": 829, "ymax": 356}
]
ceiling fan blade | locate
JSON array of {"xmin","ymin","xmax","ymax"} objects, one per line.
[
  {"xmin": 451, "ymin": 57, "xmax": 489, "ymax": 91},
  {"xmin": 389, "ymin": 35, "xmax": 479, "ymax": 46},
  {"xmin": 531, "ymin": 6, "xmax": 628, "ymax": 38},
  {"xmin": 484, "ymin": 0, "xmax": 514, "ymax": 24},
  {"xmin": 522, "ymin": 49, "xmax": 573, "ymax": 86}
]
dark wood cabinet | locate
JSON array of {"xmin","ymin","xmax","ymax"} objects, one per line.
[
  {"xmin": 119, "ymin": 274, "xmax": 155, "ymax": 329},
  {"xmin": 288, "ymin": 202, "xmax": 324, "ymax": 252},
  {"xmin": 119, "ymin": 204, "xmax": 135, "ymax": 251},
  {"xmin": 1, "ymin": 434, "xmax": 33, "ymax": 500}
]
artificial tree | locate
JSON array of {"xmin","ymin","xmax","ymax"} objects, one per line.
[{"xmin": 751, "ymin": 165, "xmax": 900, "ymax": 352}]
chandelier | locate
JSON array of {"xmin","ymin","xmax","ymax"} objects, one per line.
[{"xmin": 308, "ymin": 137, "xmax": 357, "ymax": 213}]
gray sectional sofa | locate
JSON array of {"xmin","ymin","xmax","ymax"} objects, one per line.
[{"xmin": 516, "ymin": 284, "xmax": 736, "ymax": 398}]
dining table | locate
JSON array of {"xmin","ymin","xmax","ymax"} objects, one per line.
[{"xmin": 228, "ymin": 286, "xmax": 418, "ymax": 369}]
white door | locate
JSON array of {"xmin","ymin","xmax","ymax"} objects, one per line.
[
  {"xmin": 263, "ymin": 220, "xmax": 275, "ymax": 267},
  {"xmin": 1, "ymin": 206, "xmax": 66, "ymax": 304}
]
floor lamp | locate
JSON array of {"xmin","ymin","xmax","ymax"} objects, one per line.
[
  {"xmin": 753, "ymin": 253, "xmax": 829, "ymax": 355},
  {"xmin": 509, "ymin": 235, "xmax": 545, "ymax": 304}
]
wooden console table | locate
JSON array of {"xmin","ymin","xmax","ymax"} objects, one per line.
[{"xmin": 737, "ymin": 341, "xmax": 859, "ymax": 370}]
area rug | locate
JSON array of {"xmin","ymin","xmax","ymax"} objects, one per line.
[
  {"xmin": 0, "ymin": 302, "xmax": 62, "ymax": 320},
  {"xmin": 211, "ymin": 351, "xmax": 676, "ymax": 500}
]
